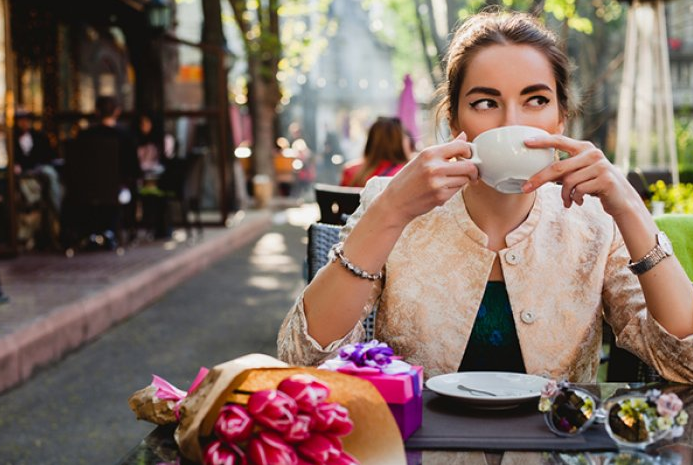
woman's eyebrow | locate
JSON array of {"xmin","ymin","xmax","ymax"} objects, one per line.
[
  {"xmin": 464, "ymin": 86, "xmax": 500, "ymax": 97},
  {"xmin": 520, "ymin": 84, "xmax": 553, "ymax": 95}
]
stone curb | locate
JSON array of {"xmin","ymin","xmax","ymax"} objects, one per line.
[{"xmin": 0, "ymin": 211, "xmax": 273, "ymax": 394}]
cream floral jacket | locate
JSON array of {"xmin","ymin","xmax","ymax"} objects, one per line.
[{"xmin": 277, "ymin": 178, "xmax": 693, "ymax": 382}]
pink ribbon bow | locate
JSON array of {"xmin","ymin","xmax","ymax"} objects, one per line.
[{"xmin": 151, "ymin": 367, "xmax": 209, "ymax": 420}]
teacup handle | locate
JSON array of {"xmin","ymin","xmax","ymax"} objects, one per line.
[{"xmin": 467, "ymin": 142, "xmax": 482, "ymax": 166}]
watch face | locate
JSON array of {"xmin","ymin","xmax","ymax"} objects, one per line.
[{"xmin": 658, "ymin": 231, "xmax": 674, "ymax": 255}]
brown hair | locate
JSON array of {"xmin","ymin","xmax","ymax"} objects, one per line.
[
  {"xmin": 351, "ymin": 117, "xmax": 409, "ymax": 187},
  {"xmin": 436, "ymin": 11, "xmax": 575, "ymax": 132}
]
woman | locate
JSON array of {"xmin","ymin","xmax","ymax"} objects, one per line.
[
  {"xmin": 278, "ymin": 12, "xmax": 693, "ymax": 382},
  {"xmin": 340, "ymin": 117, "xmax": 410, "ymax": 187}
]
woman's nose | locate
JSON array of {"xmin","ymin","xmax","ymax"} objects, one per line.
[{"xmin": 502, "ymin": 106, "xmax": 521, "ymax": 127}]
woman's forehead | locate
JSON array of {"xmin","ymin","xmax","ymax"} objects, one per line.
[{"xmin": 461, "ymin": 44, "xmax": 556, "ymax": 94}]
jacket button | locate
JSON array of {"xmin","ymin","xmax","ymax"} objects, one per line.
[
  {"xmin": 521, "ymin": 311, "xmax": 536, "ymax": 324},
  {"xmin": 505, "ymin": 251, "xmax": 520, "ymax": 264}
]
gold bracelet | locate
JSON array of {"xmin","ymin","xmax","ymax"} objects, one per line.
[{"xmin": 329, "ymin": 242, "xmax": 383, "ymax": 281}]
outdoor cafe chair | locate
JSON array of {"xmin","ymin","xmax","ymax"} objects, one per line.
[
  {"xmin": 313, "ymin": 183, "xmax": 361, "ymax": 225},
  {"xmin": 61, "ymin": 134, "xmax": 122, "ymax": 251},
  {"xmin": 306, "ymin": 221, "xmax": 376, "ymax": 342}
]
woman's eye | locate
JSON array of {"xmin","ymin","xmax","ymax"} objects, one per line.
[
  {"xmin": 470, "ymin": 99, "xmax": 497, "ymax": 110},
  {"xmin": 527, "ymin": 96, "xmax": 550, "ymax": 107}
]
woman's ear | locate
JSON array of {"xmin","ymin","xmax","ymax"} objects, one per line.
[{"xmin": 450, "ymin": 121, "xmax": 461, "ymax": 139}]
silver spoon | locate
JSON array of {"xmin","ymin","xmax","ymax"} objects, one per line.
[{"xmin": 457, "ymin": 384, "xmax": 498, "ymax": 396}]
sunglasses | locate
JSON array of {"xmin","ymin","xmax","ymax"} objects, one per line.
[{"xmin": 539, "ymin": 381, "xmax": 689, "ymax": 450}]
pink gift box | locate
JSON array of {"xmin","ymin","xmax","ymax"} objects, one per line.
[{"xmin": 352, "ymin": 366, "xmax": 423, "ymax": 439}]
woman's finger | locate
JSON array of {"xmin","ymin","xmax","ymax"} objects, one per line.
[
  {"xmin": 559, "ymin": 163, "xmax": 603, "ymax": 207},
  {"xmin": 419, "ymin": 133, "xmax": 473, "ymax": 162},
  {"xmin": 523, "ymin": 134, "xmax": 595, "ymax": 157},
  {"xmin": 437, "ymin": 158, "xmax": 479, "ymax": 181},
  {"xmin": 523, "ymin": 146, "xmax": 603, "ymax": 193}
]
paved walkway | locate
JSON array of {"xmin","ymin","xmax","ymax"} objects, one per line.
[{"xmin": 0, "ymin": 209, "xmax": 276, "ymax": 393}]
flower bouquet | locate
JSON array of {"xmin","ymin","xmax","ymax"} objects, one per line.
[
  {"xmin": 319, "ymin": 341, "xmax": 423, "ymax": 440},
  {"xmin": 129, "ymin": 353, "xmax": 405, "ymax": 465}
]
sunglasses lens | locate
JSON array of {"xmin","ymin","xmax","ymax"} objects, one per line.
[
  {"xmin": 606, "ymin": 398, "xmax": 651, "ymax": 445},
  {"xmin": 549, "ymin": 389, "xmax": 595, "ymax": 434}
]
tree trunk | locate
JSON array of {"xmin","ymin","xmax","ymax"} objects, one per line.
[
  {"xmin": 414, "ymin": 0, "xmax": 442, "ymax": 87},
  {"xmin": 201, "ymin": 0, "xmax": 236, "ymax": 213},
  {"xmin": 249, "ymin": 64, "xmax": 280, "ymax": 177}
]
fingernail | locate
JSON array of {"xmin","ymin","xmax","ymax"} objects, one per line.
[
  {"xmin": 524, "ymin": 137, "xmax": 537, "ymax": 143},
  {"xmin": 522, "ymin": 182, "xmax": 533, "ymax": 193}
]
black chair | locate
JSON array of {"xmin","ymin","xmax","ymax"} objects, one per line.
[
  {"xmin": 157, "ymin": 154, "xmax": 204, "ymax": 237},
  {"xmin": 61, "ymin": 135, "xmax": 122, "ymax": 250},
  {"xmin": 306, "ymin": 222, "xmax": 376, "ymax": 341},
  {"xmin": 313, "ymin": 183, "xmax": 361, "ymax": 225},
  {"xmin": 605, "ymin": 327, "xmax": 663, "ymax": 383},
  {"xmin": 626, "ymin": 169, "xmax": 673, "ymax": 200}
]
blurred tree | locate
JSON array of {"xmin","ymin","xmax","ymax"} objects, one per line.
[{"xmin": 226, "ymin": 0, "xmax": 333, "ymax": 177}]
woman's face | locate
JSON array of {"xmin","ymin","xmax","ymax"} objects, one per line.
[{"xmin": 455, "ymin": 44, "xmax": 564, "ymax": 141}]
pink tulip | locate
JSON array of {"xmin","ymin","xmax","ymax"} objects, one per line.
[
  {"xmin": 297, "ymin": 433, "xmax": 342, "ymax": 464},
  {"xmin": 248, "ymin": 431, "xmax": 298, "ymax": 465},
  {"xmin": 277, "ymin": 375, "xmax": 331, "ymax": 412},
  {"xmin": 283, "ymin": 413, "xmax": 312, "ymax": 443},
  {"xmin": 214, "ymin": 404, "xmax": 254, "ymax": 443},
  {"xmin": 311, "ymin": 402, "xmax": 354, "ymax": 436},
  {"xmin": 248, "ymin": 390, "xmax": 298, "ymax": 433},
  {"xmin": 203, "ymin": 440, "xmax": 247, "ymax": 465}
]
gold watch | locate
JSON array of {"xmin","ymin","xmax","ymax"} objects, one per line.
[{"xmin": 627, "ymin": 231, "xmax": 673, "ymax": 275}]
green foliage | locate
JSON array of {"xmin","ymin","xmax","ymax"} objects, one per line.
[
  {"xmin": 648, "ymin": 180, "xmax": 693, "ymax": 214},
  {"xmin": 225, "ymin": 0, "xmax": 334, "ymax": 95},
  {"xmin": 361, "ymin": 0, "xmax": 430, "ymax": 84},
  {"xmin": 675, "ymin": 116, "xmax": 693, "ymax": 171}
]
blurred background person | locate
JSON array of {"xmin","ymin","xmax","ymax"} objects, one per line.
[
  {"xmin": 134, "ymin": 113, "xmax": 175, "ymax": 177},
  {"xmin": 403, "ymin": 129, "xmax": 419, "ymax": 161},
  {"xmin": 340, "ymin": 116, "xmax": 409, "ymax": 187},
  {"xmin": 14, "ymin": 109, "xmax": 61, "ymax": 212}
]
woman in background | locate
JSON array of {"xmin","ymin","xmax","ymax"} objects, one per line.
[{"xmin": 340, "ymin": 117, "xmax": 410, "ymax": 187}]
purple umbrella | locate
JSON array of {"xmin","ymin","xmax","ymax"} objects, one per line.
[{"xmin": 397, "ymin": 74, "xmax": 420, "ymax": 144}]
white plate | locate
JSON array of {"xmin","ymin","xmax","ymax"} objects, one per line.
[{"xmin": 425, "ymin": 372, "xmax": 548, "ymax": 409}]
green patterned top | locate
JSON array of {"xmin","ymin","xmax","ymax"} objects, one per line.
[{"xmin": 458, "ymin": 281, "xmax": 526, "ymax": 373}]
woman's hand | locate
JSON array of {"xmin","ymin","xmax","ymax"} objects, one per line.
[
  {"xmin": 521, "ymin": 134, "xmax": 640, "ymax": 218},
  {"xmin": 379, "ymin": 132, "xmax": 480, "ymax": 226}
]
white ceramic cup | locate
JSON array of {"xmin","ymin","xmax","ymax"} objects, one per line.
[{"xmin": 467, "ymin": 125, "xmax": 556, "ymax": 194}]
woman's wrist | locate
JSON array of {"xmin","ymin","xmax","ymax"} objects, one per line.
[{"xmin": 371, "ymin": 187, "xmax": 414, "ymax": 231}]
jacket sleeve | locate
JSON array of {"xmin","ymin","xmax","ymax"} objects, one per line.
[
  {"xmin": 277, "ymin": 178, "xmax": 390, "ymax": 366},
  {"xmin": 602, "ymin": 222, "xmax": 693, "ymax": 382}
]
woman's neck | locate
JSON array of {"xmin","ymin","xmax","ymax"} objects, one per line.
[{"xmin": 462, "ymin": 182, "xmax": 536, "ymax": 242}]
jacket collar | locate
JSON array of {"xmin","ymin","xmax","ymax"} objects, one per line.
[{"xmin": 446, "ymin": 186, "xmax": 546, "ymax": 248}]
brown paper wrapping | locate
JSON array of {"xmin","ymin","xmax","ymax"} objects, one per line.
[
  {"xmin": 128, "ymin": 385, "xmax": 180, "ymax": 425},
  {"xmin": 131, "ymin": 353, "xmax": 406, "ymax": 465}
]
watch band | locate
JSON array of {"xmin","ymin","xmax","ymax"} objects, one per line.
[{"xmin": 627, "ymin": 231, "xmax": 673, "ymax": 275}]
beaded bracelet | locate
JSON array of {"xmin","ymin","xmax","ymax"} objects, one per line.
[{"xmin": 329, "ymin": 242, "xmax": 383, "ymax": 281}]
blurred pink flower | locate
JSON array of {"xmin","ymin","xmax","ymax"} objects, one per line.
[
  {"xmin": 657, "ymin": 393, "xmax": 683, "ymax": 418},
  {"xmin": 541, "ymin": 380, "xmax": 559, "ymax": 398},
  {"xmin": 203, "ymin": 440, "xmax": 247, "ymax": 465},
  {"xmin": 248, "ymin": 390, "xmax": 298, "ymax": 433},
  {"xmin": 283, "ymin": 413, "xmax": 312, "ymax": 443},
  {"xmin": 297, "ymin": 433, "xmax": 342, "ymax": 464},
  {"xmin": 248, "ymin": 431, "xmax": 298, "ymax": 465},
  {"xmin": 311, "ymin": 402, "xmax": 354, "ymax": 436},
  {"xmin": 278, "ymin": 374, "xmax": 330, "ymax": 412},
  {"xmin": 214, "ymin": 404, "xmax": 254, "ymax": 443}
]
